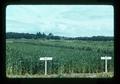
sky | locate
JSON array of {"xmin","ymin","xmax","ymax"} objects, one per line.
[{"xmin": 6, "ymin": 5, "xmax": 114, "ymax": 37}]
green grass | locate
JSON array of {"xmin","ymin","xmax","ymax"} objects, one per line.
[
  {"xmin": 6, "ymin": 39, "xmax": 114, "ymax": 78},
  {"xmin": 7, "ymin": 72, "xmax": 114, "ymax": 78}
]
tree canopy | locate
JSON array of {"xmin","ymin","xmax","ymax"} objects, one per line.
[{"xmin": 6, "ymin": 32, "xmax": 113, "ymax": 41}]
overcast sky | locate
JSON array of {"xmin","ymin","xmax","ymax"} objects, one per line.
[{"xmin": 6, "ymin": 5, "xmax": 114, "ymax": 37}]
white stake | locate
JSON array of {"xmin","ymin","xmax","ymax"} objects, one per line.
[
  {"xmin": 105, "ymin": 58, "xmax": 107, "ymax": 73},
  {"xmin": 101, "ymin": 56, "xmax": 112, "ymax": 73},
  {"xmin": 45, "ymin": 60, "xmax": 47, "ymax": 75},
  {"xmin": 40, "ymin": 57, "xmax": 53, "ymax": 75}
]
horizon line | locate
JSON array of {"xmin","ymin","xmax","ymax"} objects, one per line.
[{"xmin": 6, "ymin": 32, "xmax": 114, "ymax": 38}]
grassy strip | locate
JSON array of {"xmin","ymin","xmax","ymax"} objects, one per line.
[{"xmin": 7, "ymin": 72, "xmax": 113, "ymax": 78}]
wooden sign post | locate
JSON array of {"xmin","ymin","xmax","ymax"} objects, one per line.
[
  {"xmin": 40, "ymin": 57, "xmax": 53, "ymax": 75},
  {"xmin": 101, "ymin": 56, "xmax": 112, "ymax": 73}
]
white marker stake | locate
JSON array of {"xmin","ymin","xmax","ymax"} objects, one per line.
[
  {"xmin": 40, "ymin": 57, "xmax": 53, "ymax": 75},
  {"xmin": 45, "ymin": 60, "xmax": 47, "ymax": 75},
  {"xmin": 101, "ymin": 56, "xmax": 112, "ymax": 73}
]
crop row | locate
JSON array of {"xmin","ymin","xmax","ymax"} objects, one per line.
[{"xmin": 6, "ymin": 40, "xmax": 114, "ymax": 76}]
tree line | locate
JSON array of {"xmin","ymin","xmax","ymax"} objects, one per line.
[{"xmin": 6, "ymin": 32, "xmax": 113, "ymax": 41}]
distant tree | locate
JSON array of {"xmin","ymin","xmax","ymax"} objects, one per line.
[
  {"xmin": 42, "ymin": 32, "xmax": 46, "ymax": 38},
  {"xmin": 36, "ymin": 32, "xmax": 42, "ymax": 39},
  {"xmin": 47, "ymin": 33, "xmax": 54, "ymax": 39},
  {"xmin": 48, "ymin": 33, "xmax": 53, "ymax": 37}
]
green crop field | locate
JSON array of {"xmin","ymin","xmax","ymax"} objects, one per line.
[{"xmin": 6, "ymin": 39, "xmax": 114, "ymax": 78}]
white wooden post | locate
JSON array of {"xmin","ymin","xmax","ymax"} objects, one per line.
[
  {"xmin": 101, "ymin": 56, "xmax": 112, "ymax": 73},
  {"xmin": 40, "ymin": 57, "xmax": 53, "ymax": 75},
  {"xmin": 45, "ymin": 60, "xmax": 47, "ymax": 75},
  {"xmin": 105, "ymin": 58, "xmax": 107, "ymax": 73}
]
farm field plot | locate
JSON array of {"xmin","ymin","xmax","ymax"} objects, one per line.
[{"xmin": 6, "ymin": 39, "xmax": 114, "ymax": 78}]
